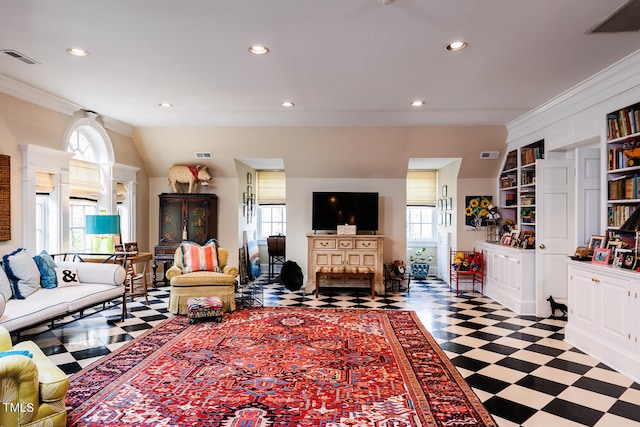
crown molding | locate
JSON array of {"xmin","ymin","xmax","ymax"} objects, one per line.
[
  {"xmin": 506, "ymin": 49, "xmax": 640, "ymax": 144},
  {"xmin": 0, "ymin": 73, "xmax": 133, "ymax": 137}
]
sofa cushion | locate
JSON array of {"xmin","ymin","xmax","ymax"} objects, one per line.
[
  {"xmin": 55, "ymin": 267, "xmax": 81, "ymax": 287},
  {"xmin": 33, "ymin": 250, "xmax": 58, "ymax": 289},
  {"xmin": 0, "ymin": 294, "xmax": 4, "ymax": 318},
  {"xmin": 0, "ymin": 268, "xmax": 11, "ymax": 301},
  {"xmin": 181, "ymin": 239, "xmax": 221, "ymax": 273},
  {"xmin": 2, "ymin": 248, "xmax": 41, "ymax": 299}
]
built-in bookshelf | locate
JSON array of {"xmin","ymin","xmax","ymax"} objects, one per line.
[
  {"xmin": 606, "ymin": 101, "xmax": 640, "ymax": 229},
  {"xmin": 498, "ymin": 140, "xmax": 544, "ymax": 233}
]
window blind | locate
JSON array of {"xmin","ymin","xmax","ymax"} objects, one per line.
[
  {"xmin": 70, "ymin": 158, "xmax": 104, "ymax": 197},
  {"xmin": 257, "ymin": 170, "xmax": 286, "ymax": 204},
  {"xmin": 406, "ymin": 170, "xmax": 437, "ymax": 205},
  {"xmin": 116, "ymin": 182, "xmax": 128, "ymax": 202},
  {"xmin": 36, "ymin": 172, "xmax": 54, "ymax": 193}
]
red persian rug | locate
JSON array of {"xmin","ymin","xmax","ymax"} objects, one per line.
[{"xmin": 67, "ymin": 307, "xmax": 496, "ymax": 426}]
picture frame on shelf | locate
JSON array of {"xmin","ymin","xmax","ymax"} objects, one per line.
[
  {"xmin": 592, "ymin": 248, "xmax": 610, "ymax": 265},
  {"xmin": 501, "ymin": 235, "xmax": 512, "ymax": 246},
  {"xmin": 606, "ymin": 240, "xmax": 623, "ymax": 251},
  {"xmin": 613, "ymin": 248, "xmax": 631, "ymax": 267},
  {"xmin": 441, "ymin": 185, "xmax": 447, "ymax": 197},
  {"xmin": 588, "ymin": 235, "xmax": 606, "ymax": 249},
  {"xmin": 621, "ymin": 251, "xmax": 637, "ymax": 270}
]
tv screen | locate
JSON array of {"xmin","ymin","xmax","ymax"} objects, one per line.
[{"xmin": 312, "ymin": 192, "xmax": 379, "ymax": 232}]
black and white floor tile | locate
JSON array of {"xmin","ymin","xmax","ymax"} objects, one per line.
[{"xmin": 14, "ymin": 276, "xmax": 640, "ymax": 427}]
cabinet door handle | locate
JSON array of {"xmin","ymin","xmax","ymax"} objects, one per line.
[
  {"xmin": 591, "ymin": 278, "xmax": 600, "ymax": 283},
  {"xmin": 320, "ymin": 242, "xmax": 329, "ymax": 247},
  {"xmin": 539, "ymin": 244, "xmax": 546, "ymax": 249},
  {"xmin": 361, "ymin": 242, "xmax": 371, "ymax": 247}
]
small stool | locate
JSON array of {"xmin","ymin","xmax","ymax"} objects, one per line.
[{"xmin": 187, "ymin": 296, "xmax": 224, "ymax": 324}]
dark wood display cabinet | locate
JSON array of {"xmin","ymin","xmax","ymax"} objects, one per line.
[{"xmin": 153, "ymin": 193, "xmax": 218, "ymax": 285}]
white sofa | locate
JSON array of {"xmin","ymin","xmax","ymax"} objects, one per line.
[{"xmin": 0, "ymin": 261, "xmax": 126, "ymax": 333}]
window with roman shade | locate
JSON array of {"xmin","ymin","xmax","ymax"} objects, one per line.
[
  {"xmin": 257, "ymin": 170, "xmax": 286, "ymax": 205},
  {"xmin": 36, "ymin": 172, "xmax": 54, "ymax": 194},
  {"xmin": 406, "ymin": 170, "xmax": 437, "ymax": 206},
  {"xmin": 69, "ymin": 158, "xmax": 104, "ymax": 198},
  {"xmin": 116, "ymin": 182, "xmax": 128, "ymax": 202}
]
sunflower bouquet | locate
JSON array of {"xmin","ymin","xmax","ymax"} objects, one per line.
[{"xmin": 465, "ymin": 196, "xmax": 492, "ymax": 230}]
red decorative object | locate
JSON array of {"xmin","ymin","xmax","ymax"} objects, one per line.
[{"xmin": 67, "ymin": 308, "xmax": 497, "ymax": 426}]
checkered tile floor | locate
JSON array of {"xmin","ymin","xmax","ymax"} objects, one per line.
[{"xmin": 15, "ymin": 276, "xmax": 640, "ymax": 427}]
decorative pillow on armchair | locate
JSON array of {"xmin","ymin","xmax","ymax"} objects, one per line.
[{"xmin": 181, "ymin": 239, "xmax": 221, "ymax": 273}]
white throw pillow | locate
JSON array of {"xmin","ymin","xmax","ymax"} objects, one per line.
[
  {"xmin": 2, "ymin": 248, "xmax": 40, "ymax": 299},
  {"xmin": 0, "ymin": 267, "xmax": 11, "ymax": 301},
  {"xmin": 55, "ymin": 267, "xmax": 81, "ymax": 287}
]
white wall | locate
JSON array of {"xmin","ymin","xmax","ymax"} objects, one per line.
[{"xmin": 286, "ymin": 177, "xmax": 405, "ymax": 282}]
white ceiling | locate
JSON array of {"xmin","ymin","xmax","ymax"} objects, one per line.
[{"xmin": 1, "ymin": 0, "xmax": 640, "ymax": 129}]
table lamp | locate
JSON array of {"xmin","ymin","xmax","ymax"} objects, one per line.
[
  {"xmin": 618, "ymin": 207, "xmax": 640, "ymax": 255},
  {"xmin": 86, "ymin": 214, "xmax": 121, "ymax": 253}
]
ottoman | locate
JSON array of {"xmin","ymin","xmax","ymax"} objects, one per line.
[{"xmin": 187, "ymin": 296, "xmax": 224, "ymax": 323}]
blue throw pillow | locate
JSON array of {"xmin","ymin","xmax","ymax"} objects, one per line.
[
  {"xmin": 2, "ymin": 248, "xmax": 41, "ymax": 299},
  {"xmin": 33, "ymin": 250, "xmax": 58, "ymax": 289}
]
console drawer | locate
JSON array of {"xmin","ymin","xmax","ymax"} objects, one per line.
[
  {"xmin": 355, "ymin": 239, "xmax": 378, "ymax": 249},
  {"xmin": 314, "ymin": 239, "xmax": 336, "ymax": 249}
]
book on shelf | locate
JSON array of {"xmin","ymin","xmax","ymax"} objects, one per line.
[
  {"xmin": 521, "ymin": 147, "xmax": 544, "ymax": 166},
  {"xmin": 607, "ymin": 106, "xmax": 640, "ymax": 140},
  {"xmin": 608, "ymin": 175, "xmax": 640, "ymax": 200},
  {"xmin": 608, "ymin": 205, "xmax": 637, "ymax": 228}
]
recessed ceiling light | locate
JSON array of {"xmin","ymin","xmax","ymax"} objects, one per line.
[
  {"xmin": 248, "ymin": 45, "xmax": 269, "ymax": 55},
  {"xmin": 66, "ymin": 48, "xmax": 89, "ymax": 57},
  {"xmin": 445, "ymin": 41, "xmax": 467, "ymax": 51},
  {"xmin": 281, "ymin": 101, "xmax": 295, "ymax": 108},
  {"xmin": 411, "ymin": 100, "xmax": 426, "ymax": 107},
  {"xmin": 159, "ymin": 102, "xmax": 173, "ymax": 108}
]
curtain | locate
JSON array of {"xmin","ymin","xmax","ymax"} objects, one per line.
[
  {"xmin": 36, "ymin": 171, "xmax": 54, "ymax": 193},
  {"xmin": 406, "ymin": 170, "xmax": 436, "ymax": 205},
  {"xmin": 70, "ymin": 159, "xmax": 104, "ymax": 197},
  {"xmin": 257, "ymin": 170, "xmax": 286, "ymax": 204}
]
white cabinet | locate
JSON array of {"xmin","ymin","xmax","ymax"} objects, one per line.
[
  {"xmin": 477, "ymin": 242, "xmax": 535, "ymax": 315},
  {"xmin": 566, "ymin": 261, "xmax": 640, "ymax": 384},
  {"xmin": 307, "ymin": 234, "xmax": 385, "ymax": 294}
]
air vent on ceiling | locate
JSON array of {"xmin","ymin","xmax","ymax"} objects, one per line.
[
  {"xmin": 195, "ymin": 152, "xmax": 212, "ymax": 159},
  {"xmin": 588, "ymin": 0, "xmax": 640, "ymax": 33},
  {"xmin": 479, "ymin": 151, "xmax": 500, "ymax": 159},
  {"xmin": 1, "ymin": 49, "xmax": 40, "ymax": 65}
]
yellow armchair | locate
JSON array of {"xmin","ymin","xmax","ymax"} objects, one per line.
[
  {"xmin": 0, "ymin": 325, "xmax": 68, "ymax": 427},
  {"xmin": 167, "ymin": 246, "xmax": 239, "ymax": 314}
]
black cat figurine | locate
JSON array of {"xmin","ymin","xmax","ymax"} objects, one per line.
[{"xmin": 547, "ymin": 295, "xmax": 567, "ymax": 319}]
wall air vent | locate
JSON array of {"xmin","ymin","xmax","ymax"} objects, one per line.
[
  {"xmin": 195, "ymin": 152, "xmax": 213, "ymax": 159},
  {"xmin": 588, "ymin": 0, "xmax": 640, "ymax": 33},
  {"xmin": 479, "ymin": 151, "xmax": 500, "ymax": 159},
  {"xmin": 1, "ymin": 50, "xmax": 40, "ymax": 65}
]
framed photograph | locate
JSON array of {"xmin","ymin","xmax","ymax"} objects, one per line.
[
  {"xmin": 246, "ymin": 172, "xmax": 252, "ymax": 185},
  {"xmin": 588, "ymin": 235, "xmax": 606, "ymax": 249},
  {"xmin": 446, "ymin": 198, "xmax": 452, "ymax": 211},
  {"xmin": 438, "ymin": 199, "xmax": 444, "ymax": 210},
  {"xmin": 613, "ymin": 248, "xmax": 631, "ymax": 267},
  {"xmin": 501, "ymin": 235, "xmax": 512, "ymax": 246},
  {"xmin": 621, "ymin": 252, "xmax": 637, "ymax": 269},
  {"xmin": 124, "ymin": 242, "xmax": 138, "ymax": 254},
  {"xmin": 114, "ymin": 244, "xmax": 125, "ymax": 253},
  {"xmin": 606, "ymin": 240, "xmax": 623, "ymax": 251},
  {"xmin": 442, "ymin": 185, "xmax": 447, "ymax": 197},
  {"xmin": 591, "ymin": 248, "xmax": 610, "ymax": 264}
]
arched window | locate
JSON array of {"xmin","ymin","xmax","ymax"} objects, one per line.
[{"xmin": 64, "ymin": 112, "xmax": 115, "ymax": 251}]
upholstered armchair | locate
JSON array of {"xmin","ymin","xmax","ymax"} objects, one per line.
[
  {"xmin": 166, "ymin": 242, "xmax": 239, "ymax": 314},
  {"xmin": 0, "ymin": 325, "xmax": 68, "ymax": 427}
]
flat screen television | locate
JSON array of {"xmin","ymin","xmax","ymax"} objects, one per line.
[{"xmin": 312, "ymin": 192, "xmax": 379, "ymax": 233}]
